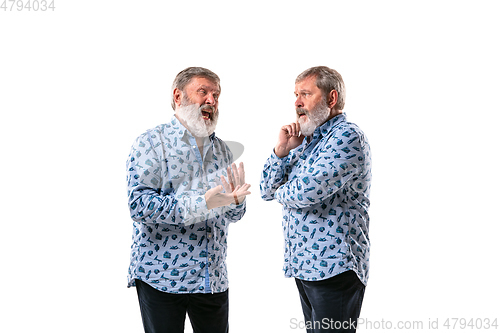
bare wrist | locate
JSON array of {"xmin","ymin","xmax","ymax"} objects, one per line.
[{"xmin": 274, "ymin": 146, "xmax": 288, "ymax": 158}]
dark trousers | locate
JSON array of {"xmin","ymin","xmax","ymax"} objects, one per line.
[
  {"xmin": 295, "ymin": 270, "xmax": 365, "ymax": 333},
  {"xmin": 135, "ymin": 279, "xmax": 229, "ymax": 333}
]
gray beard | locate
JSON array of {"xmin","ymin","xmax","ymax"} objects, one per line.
[
  {"xmin": 176, "ymin": 103, "xmax": 218, "ymax": 138},
  {"xmin": 297, "ymin": 99, "xmax": 330, "ymax": 136}
]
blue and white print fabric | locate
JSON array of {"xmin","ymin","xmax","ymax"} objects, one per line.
[
  {"xmin": 260, "ymin": 114, "xmax": 372, "ymax": 285},
  {"xmin": 127, "ymin": 116, "xmax": 246, "ymax": 294}
]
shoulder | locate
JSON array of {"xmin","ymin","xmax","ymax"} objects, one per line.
[
  {"xmin": 329, "ymin": 119, "xmax": 368, "ymax": 146},
  {"xmin": 318, "ymin": 121, "xmax": 370, "ymax": 162},
  {"xmin": 147, "ymin": 122, "xmax": 174, "ymax": 137},
  {"xmin": 130, "ymin": 123, "xmax": 172, "ymax": 152}
]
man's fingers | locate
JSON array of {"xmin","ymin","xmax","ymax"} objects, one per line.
[
  {"xmin": 238, "ymin": 183, "xmax": 251, "ymax": 192},
  {"xmin": 237, "ymin": 190, "xmax": 251, "ymax": 197},
  {"xmin": 281, "ymin": 124, "xmax": 293, "ymax": 137},
  {"xmin": 220, "ymin": 176, "xmax": 231, "ymax": 193},
  {"xmin": 283, "ymin": 123, "xmax": 302, "ymax": 137},
  {"xmin": 235, "ymin": 190, "xmax": 251, "ymax": 203},
  {"xmin": 226, "ymin": 166, "xmax": 235, "ymax": 191},
  {"xmin": 235, "ymin": 183, "xmax": 251, "ymax": 196},
  {"xmin": 231, "ymin": 163, "xmax": 241, "ymax": 187},
  {"xmin": 233, "ymin": 184, "xmax": 251, "ymax": 205},
  {"xmin": 294, "ymin": 122, "xmax": 301, "ymax": 136},
  {"xmin": 238, "ymin": 162, "xmax": 245, "ymax": 184},
  {"xmin": 290, "ymin": 123, "xmax": 297, "ymax": 137}
]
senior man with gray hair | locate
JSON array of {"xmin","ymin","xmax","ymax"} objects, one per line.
[
  {"xmin": 261, "ymin": 66, "xmax": 372, "ymax": 332},
  {"xmin": 127, "ymin": 67, "xmax": 250, "ymax": 333}
]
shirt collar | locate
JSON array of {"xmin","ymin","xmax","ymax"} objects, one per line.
[{"xmin": 310, "ymin": 113, "xmax": 346, "ymax": 141}]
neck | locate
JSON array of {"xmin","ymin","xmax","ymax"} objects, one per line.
[
  {"xmin": 195, "ymin": 136, "xmax": 205, "ymax": 145},
  {"xmin": 328, "ymin": 109, "xmax": 342, "ymax": 121},
  {"xmin": 314, "ymin": 109, "xmax": 342, "ymax": 133}
]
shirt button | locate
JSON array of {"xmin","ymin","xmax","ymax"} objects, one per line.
[
  {"xmin": 192, "ymin": 145, "xmax": 196, "ymax": 149},
  {"xmin": 208, "ymin": 234, "xmax": 212, "ymax": 238},
  {"xmin": 208, "ymin": 257, "xmax": 212, "ymax": 262}
]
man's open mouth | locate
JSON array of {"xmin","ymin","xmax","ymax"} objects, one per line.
[
  {"xmin": 202, "ymin": 110, "xmax": 211, "ymax": 120},
  {"xmin": 200, "ymin": 105, "xmax": 215, "ymax": 120}
]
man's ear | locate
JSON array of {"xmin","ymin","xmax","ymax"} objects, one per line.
[
  {"xmin": 328, "ymin": 90, "xmax": 338, "ymax": 109},
  {"xmin": 173, "ymin": 88, "xmax": 183, "ymax": 108}
]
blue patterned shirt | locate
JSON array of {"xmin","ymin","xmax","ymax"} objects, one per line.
[
  {"xmin": 260, "ymin": 114, "xmax": 371, "ymax": 285},
  {"xmin": 126, "ymin": 116, "xmax": 246, "ymax": 293}
]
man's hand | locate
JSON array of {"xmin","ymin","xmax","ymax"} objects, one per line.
[
  {"xmin": 274, "ymin": 122, "xmax": 305, "ymax": 158},
  {"xmin": 222, "ymin": 162, "xmax": 246, "ymax": 192},
  {"xmin": 205, "ymin": 162, "xmax": 251, "ymax": 209}
]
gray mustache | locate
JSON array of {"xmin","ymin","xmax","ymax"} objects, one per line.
[
  {"xmin": 296, "ymin": 108, "xmax": 308, "ymax": 116},
  {"xmin": 201, "ymin": 105, "xmax": 215, "ymax": 112}
]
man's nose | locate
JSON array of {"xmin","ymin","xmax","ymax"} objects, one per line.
[
  {"xmin": 205, "ymin": 93, "xmax": 216, "ymax": 105},
  {"xmin": 295, "ymin": 97, "xmax": 303, "ymax": 108}
]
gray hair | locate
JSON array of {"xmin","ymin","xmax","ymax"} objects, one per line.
[
  {"xmin": 296, "ymin": 66, "xmax": 346, "ymax": 111},
  {"xmin": 171, "ymin": 67, "xmax": 221, "ymax": 110}
]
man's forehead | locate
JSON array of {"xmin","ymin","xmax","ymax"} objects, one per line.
[
  {"xmin": 188, "ymin": 77, "xmax": 220, "ymax": 92},
  {"xmin": 295, "ymin": 76, "xmax": 319, "ymax": 92}
]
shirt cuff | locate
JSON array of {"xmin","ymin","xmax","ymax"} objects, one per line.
[{"xmin": 272, "ymin": 148, "xmax": 288, "ymax": 161}]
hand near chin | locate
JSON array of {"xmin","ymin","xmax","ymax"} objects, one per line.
[
  {"xmin": 274, "ymin": 122, "xmax": 305, "ymax": 158},
  {"xmin": 205, "ymin": 162, "xmax": 251, "ymax": 209}
]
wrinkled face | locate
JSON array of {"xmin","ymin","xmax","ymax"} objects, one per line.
[
  {"xmin": 176, "ymin": 77, "xmax": 220, "ymax": 137},
  {"xmin": 182, "ymin": 77, "xmax": 220, "ymax": 119},
  {"xmin": 294, "ymin": 76, "xmax": 330, "ymax": 136}
]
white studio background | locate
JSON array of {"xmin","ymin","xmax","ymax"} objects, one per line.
[{"xmin": 1, "ymin": 1, "xmax": 499, "ymax": 332}]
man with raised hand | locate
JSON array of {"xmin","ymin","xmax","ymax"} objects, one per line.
[
  {"xmin": 127, "ymin": 67, "xmax": 250, "ymax": 333},
  {"xmin": 261, "ymin": 66, "xmax": 371, "ymax": 332}
]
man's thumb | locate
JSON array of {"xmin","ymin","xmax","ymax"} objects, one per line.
[{"xmin": 208, "ymin": 185, "xmax": 223, "ymax": 194}]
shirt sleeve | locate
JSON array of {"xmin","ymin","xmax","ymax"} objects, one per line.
[
  {"xmin": 220, "ymin": 197, "xmax": 246, "ymax": 223},
  {"xmin": 274, "ymin": 130, "xmax": 366, "ymax": 209},
  {"xmin": 260, "ymin": 150, "xmax": 290, "ymax": 201},
  {"xmin": 126, "ymin": 133, "xmax": 211, "ymax": 226}
]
